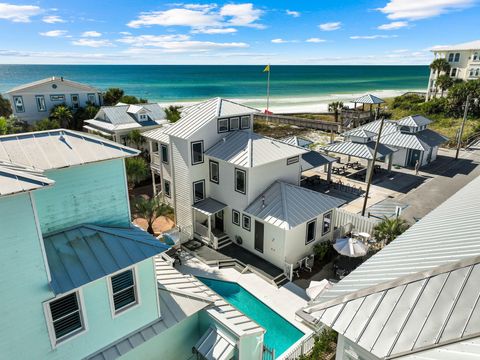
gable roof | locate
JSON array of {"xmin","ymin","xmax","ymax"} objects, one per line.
[
  {"xmin": 205, "ymin": 131, "xmax": 308, "ymax": 167},
  {"xmin": 44, "ymin": 224, "xmax": 169, "ymax": 294},
  {"xmin": 87, "ymin": 103, "xmax": 166, "ymax": 129},
  {"xmin": 6, "ymin": 76, "xmax": 99, "ymax": 94},
  {"xmin": 244, "ymin": 181, "xmax": 345, "ymax": 230},
  {"xmin": 432, "ymin": 40, "xmax": 480, "ymax": 52},
  {"xmin": 165, "ymin": 98, "xmax": 259, "ymax": 139},
  {"xmin": 141, "ymin": 124, "xmax": 172, "ymax": 144},
  {"xmin": 0, "ymin": 129, "xmax": 139, "ymax": 171},
  {"xmin": 343, "ymin": 119, "xmax": 398, "ymax": 137},
  {"xmin": 280, "ymin": 136, "xmax": 314, "ymax": 148},
  {"xmin": 321, "ymin": 140, "xmax": 395, "ymax": 160},
  {"xmin": 352, "ymin": 94, "xmax": 385, "ymax": 104},
  {"xmin": 0, "ymin": 160, "xmax": 54, "ymax": 197},
  {"xmin": 397, "ymin": 115, "xmax": 433, "ymax": 128},
  {"xmin": 299, "ymin": 255, "xmax": 480, "ymax": 359},
  {"xmin": 345, "ymin": 129, "xmax": 377, "ymax": 139}
]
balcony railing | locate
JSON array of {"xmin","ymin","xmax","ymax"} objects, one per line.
[{"xmin": 151, "ymin": 153, "xmax": 160, "ymax": 166}]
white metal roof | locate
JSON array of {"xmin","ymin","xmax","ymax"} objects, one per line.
[
  {"xmin": 343, "ymin": 120, "xmax": 398, "ymax": 137},
  {"xmin": 299, "ymin": 256, "xmax": 480, "ymax": 359},
  {"xmin": 311, "ymin": 173, "xmax": 480, "ymax": 305},
  {"xmin": 165, "ymin": 98, "xmax": 259, "ymax": 139},
  {"xmin": 244, "ymin": 181, "xmax": 346, "ymax": 230},
  {"xmin": 280, "ymin": 136, "xmax": 314, "ymax": 148},
  {"xmin": 398, "ymin": 115, "xmax": 433, "ymax": 128},
  {"xmin": 432, "ymin": 40, "xmax": 480, "ymax": 52},
  {"xmin": 0, "ymin": 160, "xmax": 54, "ymax": 197},
  {"xmin": 345, "ymin": 129, "xmax": 377, "ymax": 139},
  {"xmin": 301, "ymin": 151, "xmax": 337, "ymax": 171},
  {"xmin": 352, "ymin": 94, "xmax": 385, "ymax": 104},
  {"xmin": 141, "ymin": 124, "xmax": 172, "ymax": 144},
  {"xmin": 194, "ymin": 326, "xmax": 235, "ymax": 360},
  {"xmin": 321, "ymin": 141, "xmax": 395, "ymax": 160},
  {"xmin": 6, "ymin": 76, "xmax": 99, "ymax": 94},
  {"xmin": 0, "ymin": 129, "xmax": 139, "ymax": 171},
  {"xmin": 205, "ymin": 131, "xmax": 308, "ymax": 168}
]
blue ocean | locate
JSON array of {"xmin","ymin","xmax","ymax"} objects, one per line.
[{"xmin": 0, "ymin": 65, "xmax": 429, "ymax": 111}]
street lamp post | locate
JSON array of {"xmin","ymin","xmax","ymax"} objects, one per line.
[{"xmin": 456, "ymin": 95, "xmax": 479, "ymax": 160}]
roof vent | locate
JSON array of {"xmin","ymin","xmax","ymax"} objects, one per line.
[
  {"xmin": 222, "ymin": 137, "xmax": 226, "ymax": 142},
  {"xmin": 261, "ymin": 195, "xmax": 266, "ymax": 209}
]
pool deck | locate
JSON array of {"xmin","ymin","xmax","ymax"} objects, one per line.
[{"xmin": 176, "ymin": 253, "xmax": 313, "ymax": 336}]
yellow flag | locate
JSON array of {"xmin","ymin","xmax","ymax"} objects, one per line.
[{"xmin": 263, "ymin": 64, "xmax": 270, "ymax": 72}]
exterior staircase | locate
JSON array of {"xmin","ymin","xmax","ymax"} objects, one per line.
[
  {"xmin": 216, "ymin": 235, "xmax": 233, "ymax": 250},
  {"xmin": 273, "ymin": 273, "xmax": 290, "ymax": 287}
]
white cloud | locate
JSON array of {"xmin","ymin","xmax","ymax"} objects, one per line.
[
  {"xmin": 319, "ymin": 22, "xmax": 341, "ymax": 31},
  {"xmin": 271, "ymin": 38, "xmax": 287, "ymax": 44},
  {"xmin": 42, "ymin": 15, "xmax": 65, "ymax": 23},
  {"xmin": 119, "ymin": 31, "xmax": 131, "ymax": 35},
  {"xmin": 286, "ymin": 10, "xmax": 300, "ymax": 17},
  {"xmin": 127, "ymin": 3, "xmax": 264, "ymax": 32},
  {"xmin": 193, "ymin": 27, "xmax": 237, "ymax": 34},
  {"xmin": 0, "ymin": 3, "xmax": 42, "ymax": 22},
  {"xmin": 350, "ymin": 34, "xmax": 398, "ymax": 39},
  {"xmin": 378, "ymin": 0, "xmax": 474, "ymax": 20},
  {"xmin": 72, "ymin": 38, "xmax": 115, "ymax": 47},
  {"xmin": 81, "ymin": 31, "xmax": 102, "ymax": 37},
  {"xmin": 39, "ymin": 30, "xmax": 68, "ymax": 37},
  {"xmin": 306, "ymin": 38, "xmax": 326, "ymax": 43},
  {"xmin": 378, "ymin": 21, "xmax": 408, "ymax": 30},
  {"xmin": 117, "ymin": 34, "xmax": 191, "ymax": 46}
]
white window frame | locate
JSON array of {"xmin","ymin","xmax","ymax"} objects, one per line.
[
  {"xmin": 50, "ymin": 94, "xmax": 65, "ymax": 102},
  {"xmin": 161, "ymin": 144, "xmax": 169, "ymax": 164},
  {"xmin": 87, "ymin": 93, "xmax": 96, "ymax": 104},
  {"xmin": 71, "ymin": 94, "xmax": 79, "ymax": 109},
  {"xmin": 193, "ymin": 180, "xmax": 205, "ymax": 203},
  {"xmin": 107, "ymin": 266, "xmax": 140, "ymax": 318},
  {"xmin": 229, "ymin": 117, "xmax": 240, "ymax": 131},
  {"xmin": 13, "ymin": 96, "xmax": 25, "ymax": 113},
  {"xmin": 448, "ymin": 53, "xmax": 454, "ymax": 62},
  {"xmin": 164, "ymin": 179, "xmax": 171, "ymax": 198},
  {"xmin": 242, "ymin": 214, "xmax": 251, "ymax": 231},
  {"xmin": 139, "ymin": 114, "xmax": 148, "ymax": 121},
  {"xmin": 36, "ymin": 95, "xmax": 47, "ymax": 112},
  {"xmin": 44, "ymin": 289, "xmax": 87, "ymax": 349},
  {"xmin": 454, "ymin": 53, "xmax": 460, "ymax": 62},
  {"xmin": 322, "ymin": 211, "xmax": 332, "ymax": 236},
  {"xmin": 191, "ymin": 140, "xmax": 204, "ymax": 165},
  {"xmin": 218, "ymin": 118, "xmax": 229, "ymax": 133},
  {"xmin": 240, "ymin": 115, "xmax": 250, "ymax": 129},
  {"xmin": 305, "ymin": 219, "xmax": 317, "ymax": 244},
  {"xmin": 235, "ymin": 168, "xmax": 246, "ymax": 195},
  {"xmin": 232, "ymin": 209, "xmax": 240, "ymax": 226},
  {"xmin": 209, "ymin": 160, "xmax": 219, "ymax": 184}
]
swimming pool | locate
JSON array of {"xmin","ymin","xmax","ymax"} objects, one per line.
[{"xmin": 197, "ymin": 277, "xmax": 304, "ymax": 358}]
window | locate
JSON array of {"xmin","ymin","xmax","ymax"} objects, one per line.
[
  {"xmin": 36, "ymin": 95, "xmax": 46, "ymax": 112},
  {"xmin": 209, "ymin": 160, "xmax": 219, "ymax": 184},
  {"xmin": 232, "ymin": 209, "xmax": 240, "ymax": 226},
  {"xmin": 139, "ymin": 114, "xmax": 148, "ymax": 121},
  {"xmin": 50, "ymin": 94, "xmax": 65, "ymax": 102},
  {"xmin": 322, "ymin": 211, "xmax": 332, "ymax": 235},
  {"xmin": 287, "ymin": 156, "xmax": 299, "ymax": 165},
  {"xmin": 470, "ymin": 68, "xmax": 475, "ymax": 77},
  {"xmin": 13, "ymin": 96, "xmax": 25, "ymax": 113},
  {"xmin": 152, "ymin": 142, "xmax": 159, "ymax": 152},
  {"xmin": 474, "ymin": 52, "xmax": 479, "ymax": 61},
  {"xmin": 47, "ymin": 292, "xmax": 84, "ymax": 343},
  {"xmin": 87, "ymin": 93, "xmax": 96, "ymax": 104},
  {"xmin": 164, "ymin": 180, "xmax": 171, "ymax": 198},
  {"xmin": 161, "ymin": 144, "xmax": 169, "ymax": 164},
  {"xmin": 235, "ymin": 168, "xmax": 246, "ymax": 194},
  {"xmin": 448, "ymin": 53, "xmax": 454, "ymax": 62},
  {"xmin": 476, "ymin": 68, "xmax": 480, "ymax": 77},
  {"xmin": 451, "ymin": 68, "xmax": 457, "ymax": 77},
  {"xmin": 218, "ymin": 118, "xmax": 229, "ymax": 133},
  {"xmin": 306, "ymin": 219, "xmax": 316, "ymax": 244},
  {"xmin": 454, "ymin": 53, "xmax": 460, "ymax": 62},
  {"xmin": 193, "ymin": 180, "xmax": 205, "ymax": 203},
  {"xmin": 229, "ymin": 117, "xmax": 240, "ymax": 131},
  {"xmin": 110, "ymin": 269, "xmax": 138, "ymax": 313},
  {"xmin": 240, "ymin": 115, "xmax": 250, "ymax": 129},
  {"xmin": 242, "ymin": 214, "xmax": 251, "ymax": 231},
  {"xmin": 71, "ymin": 94, "xmax": 79, "ymax": 109},
  {"xmin": 191, "ymin": 141, "xmax": 204, "ymax": 165}
]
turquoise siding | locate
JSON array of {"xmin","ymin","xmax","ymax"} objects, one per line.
[
  {"xmin": 33, "ymin": 159, "xmax": 131, "ymax": 234},
  {"xmin": 0, "ymin": 193, "xmax": 55, "ymax": 359}
]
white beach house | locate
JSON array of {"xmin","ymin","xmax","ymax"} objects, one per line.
[
  {"xmin": 84, "ymin": 103, "xmax": 168, "ymax": 146},
  {"xmin": 427, "ymin": 40, "xmax": 480, "ymax": 99},
  {"xmin": 143, "ymin": 97, "xmax": 344, "ymax": 270},
  {"xmin": 297, "ymin": 172, "xmax": 480, "ymax": 360},
  {"xmin": 4, "ymin": 76, "xmax": 101, "ymax": 123}
]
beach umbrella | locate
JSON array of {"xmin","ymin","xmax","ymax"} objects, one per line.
[
  {"xmin": 333, "ymin": 237, "xmax": 368, "ymax": 257},
  {"xmin": 306, "ymin": 280, "xmax": 333, "ymax": 300}
]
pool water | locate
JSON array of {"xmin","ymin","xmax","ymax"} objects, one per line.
[{"xmin": 197, "ymin": 277, "xmax": 304, "ymax": 357}]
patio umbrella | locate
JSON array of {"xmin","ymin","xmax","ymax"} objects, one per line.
[
  {"xmin": 333, "ymin": 237, "xmax": 368, "ymax": 257},
  {"xmin": 306, "ymin": 280, "xmax": 333, "ymax": 300}
]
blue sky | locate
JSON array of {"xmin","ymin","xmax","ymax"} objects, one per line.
[{"xmin": 0, "ymin": 0, "xmax": 479, "ymax": 64}]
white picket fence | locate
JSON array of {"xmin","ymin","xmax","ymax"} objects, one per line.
[
  {"xmin": 278, "ymin": 331, "xmax": 317, "ymax": 360},
  {"xmin": 333, "ymin": 208, "xmax": 378, "ymax": 236}
]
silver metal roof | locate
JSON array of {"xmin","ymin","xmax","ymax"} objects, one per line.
[
  {"xmin": 299, "ymin": 256, "xmax": 480, "ymax": 359},
  {"xmin": 44, "ymin": 224, "xmax": 169, "ymax": 294},
  {"xmin": 321, "ymin": 141, "xmax": 395, "ymax": 160},
  {"xmin": 93, "ymin": 103, "xmax": 166, "ymax": 127},
  {"xmin": 380, "ymin": 131, "xmax": 428, "ymax": 151},
  {"xmin": 352, "ymin": 94, "xmax": 385, "ymax": 104},
  {"xmin": 432, "ymin": 40, "xmax": 480, "ymax": 52},
  {"xmin": 397, "ymin": 115, "xmax": 433, "ymax": 128},
  {"xmin": 141, "ymin": 124, "xmax": 172, "ymax": 144},
  {"xmin": 345, "ymin": 129, "xmax": 377, "ymax": 139},
  {"xmin": 301, "ymin": 151, "xmax": 337, "ymax": 171},
  {"xmin": 0, "ymin": 129, "xmax": 139, "ymax": 171},
  {"xmin": 280, "ymin": 136, "xmax": 314, "ymax": 148},
  {"xmin": 245, "ymin": 181, "xmax": 345, "ymax": 230},
  {"xmin": 6, "ymin": 76, "xmax": 99, "ymax": 94},
  {"xmin": 195, "ymin": 326, "xmax": 235, "ymax": 360},
  {"xmin": 193, "ymin": 197, "xmax": 228, "ymax": 216},
  {"xmin": 0, "ymin": 160, "xmax": 54, "ymax": 197},
  {"xmin": 165, "ymin": 98, "xmax": 258, "ymax": 139},
  {"xmin": 343, "ymin": 120, "xmax": 398, "ymax": 137},
  {"xmin": 311, "ymin": 173, "xmax": 480, "ymax": 304},
  {"xmin": 205, "ymin": 131, "xmax": 308, "ymax": 168}
]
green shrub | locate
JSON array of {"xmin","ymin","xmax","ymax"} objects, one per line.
[
  {"xmin": 391, "ymin": 94, "xmax": 424, "ymax": 111},
  {"xmin": 313, "ymin": 242, "xmax": 332, "ymax": 263},
  {"xmin": 419, "ymin": 97, "xmax": 448, "ymax": 115},
  {"xmin": 298, "ymin": 329, "xmax": 337, "ymax": 360}
]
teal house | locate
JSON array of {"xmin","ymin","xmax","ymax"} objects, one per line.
[{"xmin": 0, "ymin": 129, "xmax": 264, "ymax": 360}]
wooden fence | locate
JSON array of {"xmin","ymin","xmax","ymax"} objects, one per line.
[{"xmin": 254, "ymin": 113, "xmax": 341, "ymax": 132}]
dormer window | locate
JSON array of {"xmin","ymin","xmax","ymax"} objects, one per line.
[
  {"xmin": 139, "ymin": 114, "xmax": 148, "ymax": 121},
  {"xmin": 400, "ymin": 125, "xmax": 411, "ymax": 133}
]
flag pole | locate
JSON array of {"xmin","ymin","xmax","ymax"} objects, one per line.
[{"xmin": 266, "ymin": 64, "xmax": 270, "ymax": 112}]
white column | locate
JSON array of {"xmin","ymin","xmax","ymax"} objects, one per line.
[
  {"xmin": 208, "ymin": 214, "xmax": 213, "ymax": 248},
  {"xmin": 151, "ymin": 170, "xmax": 157, "ymax": 196}
]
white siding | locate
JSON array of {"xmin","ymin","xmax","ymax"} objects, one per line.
[{"xmin": 171, "ymin": 137, "xmax": 193, "ymax": 229}]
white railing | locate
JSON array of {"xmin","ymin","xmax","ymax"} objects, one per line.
[
  {"xmin": 151, "ymin": 152, "xmax": 161, "ymax": 166},
  {"xmin": 279, "ymin": 331, "xmax": 317, "ymax": 360},
  {"xmin": 194, "ymin": 222, "xmax": 212, "ymax": 245}
]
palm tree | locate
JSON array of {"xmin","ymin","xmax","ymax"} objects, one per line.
[
  {"xmin": 165, "ymin": 105, "xmax": 182, "ymax": 123},
  {"xmin": 125, "ymin": 156, "xmax": 149, "ymax": 189},
  {"xmin": 0, "ymin": 95, "xmax": 12, "ymax": 117},
  {"xmin": 103, "ymin": 88, "xmax": 124, "ymax": 106},
  {"xmin": 50, "ymin": 105, "xmax": 73, "ymax": 128},
  {"xmin": 373, "ymin": 216, "xmax": 409, "ymax": 245},
  {"xmin": 132, "ymin": 196, "xmax": 174, "ymax": 234},
  {"xmin": 429, "ymin": 58, "xmax": 451, "ymax": 98},
  {"xmin": 435, "ymin": 74, "xmax": 454, "ymax": 97},
  {"xmin": 328, "ymin": 101, "xmax": 343, "ymax": 122},
  {"xmin": 126, "ymin": 129, "xmax": 146, "ymax": 149}
]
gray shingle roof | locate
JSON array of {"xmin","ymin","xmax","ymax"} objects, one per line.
[
  {"xmin": 44, "ymin": 224, "xmax": 169, "ymax": 294},
  {"xmin": 245, "ymin": 181, "xmax": 345, "ymax": 230},
  {"xmin": 321, "ymin": 141, "xmax": 395, "ymax": 160},
  {"xmin": 299, "ymin": 256, "xmax": 480, "ymax": 359},
  {"xmin": 352, "ymin": 94, "xmax": 385, "ymax": 104},
  {"xmin": 205, "ymin": 131, "xmax": 308, "ymax": 168},
  {"xmin": 0, "ymin": 129, "xmax": 139, "ymax": 171},
  {"xmin": 0, "ymin": 160, "xmax": 54, "ymax": 197},
  {"xmin": 165, "ymin": 98, "xmax": 259, "ymax": 139},
  {"xmin": 398, "ymin": 115, "xmax": 433, "ymax": 128}
]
